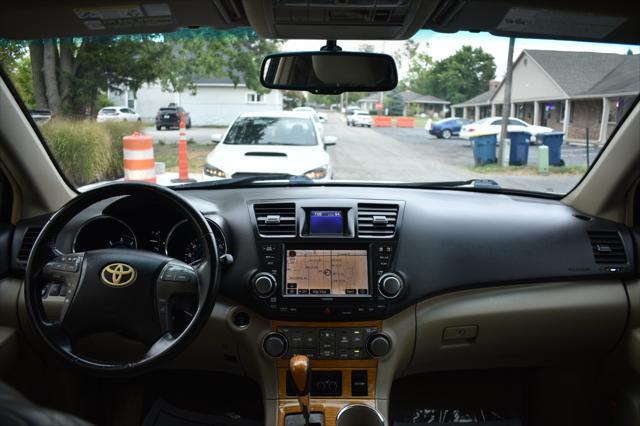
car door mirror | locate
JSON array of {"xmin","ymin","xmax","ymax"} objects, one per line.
[
  {"xmin": 211, "ymin": 133, "xmax": 223, "ymax": 143},
  {"xmin": 261, "ymin": 51, "xmax": 397, "ymax": 94},
  {"xmin": 323, "ymin": 136, "xmax": 337, "ymax": 148}
]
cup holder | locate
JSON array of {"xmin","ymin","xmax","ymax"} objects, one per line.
[{"xmin": 336, "ymin": 404, "xmax": 385, "ymax": 426}]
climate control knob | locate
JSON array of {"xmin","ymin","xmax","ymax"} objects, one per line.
[
  {"xmin": 367, "ymin": 333, "xmax": 392, "ymax": 358},
  {"xmin": 252, "ymin": 272, "xmax": 277, "ymax": 298},
  {"xmin": 378, "ymin": 272, "xmax": 404, "ymax": 299},
  {"xmin": 263, "ymin": 332, "xmax": 287, "ymax": 358}
]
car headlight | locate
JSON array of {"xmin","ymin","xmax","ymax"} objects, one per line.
[
  {"xmin": 304, "ymin": 165, "xmax": 328, "ymax": 180},
  {"xmin": 204, "ymin": 163, "xmax": 226, "ymax": 178}
]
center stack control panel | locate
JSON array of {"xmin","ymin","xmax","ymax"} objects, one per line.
[{"xmin": 263, "ymin": 326, "xmax": 392, "ymax": 360}]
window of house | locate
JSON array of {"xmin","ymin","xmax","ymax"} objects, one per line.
[
  {"xmin": 608, "ymin": 99, "xmax": 618, "ymax": 123},
  {"xmin": 558, "ymin": 102, "xmax": 565, "ymax": 123},
  {"xmin": 247, "ymin": 93, "xmax": 264, "ymax": 104}
]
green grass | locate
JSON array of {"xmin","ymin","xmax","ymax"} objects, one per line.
[
  {"xmin": 154, "ymin": 144, "xmax": 213, "ymax": 173},
  {"xmin": 470, "ymin": 164, "xmax": 587, "ymax": 175}
]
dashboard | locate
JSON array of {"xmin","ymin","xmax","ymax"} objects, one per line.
[{"xmin": 11, "ymin": 185, "xmax": 637, "ymax": 324}]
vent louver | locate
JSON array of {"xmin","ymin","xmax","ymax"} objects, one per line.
[
  {"xmin": 357, "ymin": 203, "xmax": 399, "ymax": 237},
  {"xmin": 254, "ymin": 203, "xmax": 296, "ymax": 237},
  {"xmin": 588, "ymin": 230, "xmax": 627, "ymax": 264},
  {"xmin": 17, "ymin": 227, "xmax": 43, "ymax": 262}
]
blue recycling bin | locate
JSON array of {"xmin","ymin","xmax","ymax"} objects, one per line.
[
  {"xmin": 538, "ymin": 132, "xmax": 565, "ymax": 166},
  {"xmin": 470, "ymin": 133, "xmax": 497, "ymax": 166},
  {"xmin": 508, "ymin": 131, "xmax": 531, "ymax": 166}
]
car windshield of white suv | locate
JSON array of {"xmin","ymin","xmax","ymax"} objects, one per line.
[
  {"xmin": 1, "ymin": 28, "xmax": 638, "ymax": 193},
  {"xmin": 224, "ymin": 117, "xmax": 317, "ymax": 146}
]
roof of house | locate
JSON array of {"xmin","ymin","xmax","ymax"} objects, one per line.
[
  {"xmin": 452, "ymin": 89, "xmax": 496, "ymax": 107},
  {"xmin": 400, "ymin": 90, "xmax": 422, "ymax": 102},
  {"xmin": 454, "ymin": 50, "xmax": 639, "ymax": 106},
  {"xmin": 194, "ymin": 75, "xmax": 246, "ymax": 86},
  {"xmin": 580, "ymin": 54, "xmax": 640, "ymax": 97},
  {"xmin": 525, "ymin": 50, "xmax": 628, "ymax": 96},
  {"xmin": 358, "ymin": 93, "xmax": 380, "ymax": 103},
  {"xmin": 407, "ymin": 94, "xmax": 449, "ymax": 104}
]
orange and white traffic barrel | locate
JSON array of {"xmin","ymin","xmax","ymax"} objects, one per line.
[{"xmin": 123, "ymin": 132, "xmax": 156, "ymax": 183}]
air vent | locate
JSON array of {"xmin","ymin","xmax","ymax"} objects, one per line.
[
  {"xmin": 357, "ymin": 203, "xmax": 399, "ymax": 237},
  {"xmin": 588, "ymin": 230, "xmax": 627, "ymax": 264},
  {"xmin": 17, "ymin": 227, "xmax": 43, "ymax": 262},
  {"xmin": 254, "ymin": 203, "xmax": 296, "ymax": 237}
]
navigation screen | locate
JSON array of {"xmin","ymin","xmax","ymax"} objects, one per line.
[{"xmin": 285, "ymin": 249, "xmax": 369, "ymax": 296}]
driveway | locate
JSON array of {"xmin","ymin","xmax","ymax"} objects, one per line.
[{"xmin": 324, "ymin": 112, "xmax": 591, "ymax": 194}]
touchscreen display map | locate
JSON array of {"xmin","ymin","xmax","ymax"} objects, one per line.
[{"xmin": 285, "ymin": 249, "xmax": 368, "ymax": 296}]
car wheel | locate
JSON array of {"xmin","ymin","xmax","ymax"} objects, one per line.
[
  {"xmin": 156, "ymin": 125, "xmax": 161, "ymax": 131},
  {"xmin": 442, "ymin": 129, "xmax": 452, "ymax": 139},
  {"xmin": 187, "ymin": 120, "xmax": 192, "ymax": 129}
]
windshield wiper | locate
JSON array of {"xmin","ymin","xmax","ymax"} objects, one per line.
[
  {"xmin": 407, "ymin": 179, "xmax": 501, "ymax": 190},
  {"xmin": 173, "ymin": 173, "xmax": 314, "ymax": 189}
]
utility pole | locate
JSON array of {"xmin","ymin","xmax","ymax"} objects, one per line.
[{"xmin": 498, "ymin": 37, "xmax": 515, "ymax": 166}]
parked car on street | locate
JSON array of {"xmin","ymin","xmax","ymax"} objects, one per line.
[
  {"xmin": 317, "ymin": 112, "xmax": 328, "ymax": 123},
  {"xmin": 347, "ymin": 110, "xmax": 373, "ymax": 127},
  {"xmin": 427, "ymin": 117, "xmax": 470, "ymax": 139},
  {"xmin": 28, "ymin": 108, "xmax": 53, "ymax": 124},
  {"xmin": 460, "ymin": 117, "xmax": 554, "ymax": 142},
  {"xmin": 155, "ymin": 105, "xmax": 191, "ymax": 130},
  {"xmin": 96, "ymin": 106, "xmax": 141, "ymax": 123},
  {"xmin": 204, "ymin": 111, "xmax": 337, "ymax": 181}
]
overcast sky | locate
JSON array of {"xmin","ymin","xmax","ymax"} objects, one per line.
[{"xmin": 283, "ymin": 30, "xmax": 639, "ymax": 81}]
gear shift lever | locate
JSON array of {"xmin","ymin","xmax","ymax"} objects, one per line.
[{"xmin": 289, "ymin": 354, "xmax": 311, "ymax": 426}]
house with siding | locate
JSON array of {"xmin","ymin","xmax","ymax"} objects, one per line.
[
  {"xmin": 108, "ymin": 76, "xmax": 283, "ymax": 126},
  {"xmin": 451, "ymin": 50, "xmax": 639, "ymax": 144}
]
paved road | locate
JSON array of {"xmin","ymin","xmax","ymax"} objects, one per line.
[
  {"xmin": 144, "ymin": 126, "xmax": 225, "ymax": 145},
  {"xmin": 325, "ymin": 112, "xmax": 591, "ymax": 194}
]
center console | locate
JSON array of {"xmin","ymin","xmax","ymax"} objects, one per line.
[{"xmin": 249, "ymin": 200, "xmax": 406, "ymax": 322}]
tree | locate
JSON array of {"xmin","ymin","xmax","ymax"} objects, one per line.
[
  {"xmin": 407, "ymin": 45, "xmax": 496, "ymax": 104},
  {"xmin": 358, "ymin": 43, "xmax": 375, "ymax": 53},
  {"xmin": 384, "ymin": 89, "xmax": 404, "ymax": 116},
  {"xmin": 283, "ymin": 90, "xmax": 306, "ymax": 109},
  {"xmin": 23, "ymin": 28, "xmax": 281, "ymax": 116}
]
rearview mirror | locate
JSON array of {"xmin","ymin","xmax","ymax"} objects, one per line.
[{"xmin": 261, "ymin": 51, "xmax": 398, "ymax": 94}]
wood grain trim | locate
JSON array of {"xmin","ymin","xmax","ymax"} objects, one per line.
[
  {"xmin": 278, "ymin": 367, "xmax": 376, "ymax": 399},
  {"xmin": 278, "ymin": 399, "xmax": 376, "ymax": 426}
]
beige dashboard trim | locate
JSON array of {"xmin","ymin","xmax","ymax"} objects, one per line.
[{"xmin": 407, "ymin": 280, "xmax": 628, "ymax": 375}]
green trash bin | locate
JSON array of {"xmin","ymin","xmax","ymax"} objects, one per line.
[{"xmin": 470, "ymin": 133, "xmax": 497, "ymax": 166}]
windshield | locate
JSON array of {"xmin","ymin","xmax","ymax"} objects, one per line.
[
  {"xmin": 1, "ymin": 29, "xmax": 638, "ymax": 193},
  {"xmin": 224, "ymin": 117, "xmax": 317, "ymax": 146}
]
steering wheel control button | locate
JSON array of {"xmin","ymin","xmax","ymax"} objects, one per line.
[
  {"xmin": 263, "ymin": 332, "xmax": 288, "ymax": 358},
  {"xmin": 367, "ymin": 333, "xmax": 392, "ymax": 358},
  {"xmin": 378, "ymin": 272, "xmax": 404, "ymax": 299},
  {"xmin": 160, "ymin": 264, "xmax": 196, "ymax": 283},
  {"xmin": 252, "ymin": 272, "xmax": 277, "ymax": 298}
]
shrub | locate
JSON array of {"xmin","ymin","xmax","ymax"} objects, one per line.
[
  {"xmin": 41, "ymin": 120, "xmax": 113, "ymax": 187},
  {"xmin": 40, "ymin": 119, "xmax": 143, "ymax": 186}
]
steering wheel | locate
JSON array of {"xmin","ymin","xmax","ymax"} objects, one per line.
[{"xmin": 24, "ymin": 182, "xmax": 220, "ymax": 374}]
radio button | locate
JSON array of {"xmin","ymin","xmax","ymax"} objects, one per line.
[
  {"xmin": 252, "ymin": 272, "xmax": 277, "ymax": 298},
  {"xmin": 319, "ymin": 329, "xmax": 335, "ymax": 340}
]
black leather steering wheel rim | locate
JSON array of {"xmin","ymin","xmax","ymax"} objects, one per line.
[{"xmin": 24, "ymin": 182, "xmax": 220, "ymax": 374}]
